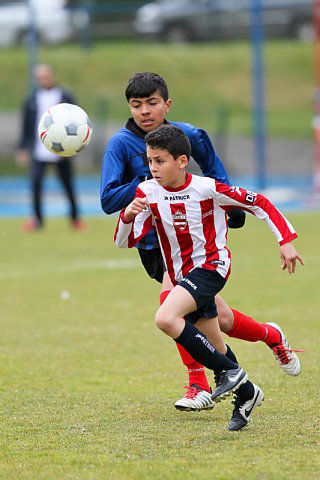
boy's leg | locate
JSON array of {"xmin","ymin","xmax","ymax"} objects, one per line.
[
  {"xmin": 161, "ymin": 272, "xmax": 261, "ymax": 409},
  {"xmin": 216, "ymin": 295, "xmax": 279, "ymax": 343},
  {"xmin": 169, "ymin": 285, "xmax": 301, "ymax": 402},
  {"xmin": 161, "ymin": 272, "xmax": 210, "ymax": 388},
  {"xmin": 137, "ymin": 253, "xmax": 211, "ymax": 405},
  {"xmin": 160, "ymin": 289, "xmax": 211, "ymax": 392},
  {"xmin": 161, "ymin": 271, "xmax": 265, "ymax": 423},
  {"xmin": 156, "ymin": 285, "xmax": 248, "ymax": 402},
  {"xmin": 195, "ymin": 316, "xmax": 227, "ymax": 354},
  {"xmin": 208, "ymin": 340, "xmax": 264, "ymax": 431},
  {"xmin": 215, "ymin": 295, "xmax": 301, "ymax": 375}
]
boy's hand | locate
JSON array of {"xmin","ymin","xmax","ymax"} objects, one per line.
[
  {"xmin": 280, "ymin": 242, "xmax": 304, "ymax": 275},
  {"xmin": 123, "ymin": 197, "xmax": 149, "ymax": 221}
]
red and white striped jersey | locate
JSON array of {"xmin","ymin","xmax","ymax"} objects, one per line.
[{"xmin": 114, "ymin": 173, "xmax": 297, "ymax": 285}]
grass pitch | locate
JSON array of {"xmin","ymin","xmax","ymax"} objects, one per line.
[
  {"xmin": 0, "ymin": 39, "xmax": 313, "ymax": 138},
  {"xmin": 0, "ymin": 213, "xmax": 319, "ymax": 480}
]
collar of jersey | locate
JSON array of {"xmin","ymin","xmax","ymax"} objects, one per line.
[
  {"xmin": 162, "ymin": 172, "xmax": 192, "ymax": 192},
  {"xmin": 126, "ymin": 118, "xmax": 170, "ymax": 138}
]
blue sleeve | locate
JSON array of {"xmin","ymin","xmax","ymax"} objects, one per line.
[
  {"xmin": 173, "ymin": 122, "xmax": 231, "ymax": 186},
  {"xmin": 100, "ymin": 136, "xmax": 143, "ymax": 215}
]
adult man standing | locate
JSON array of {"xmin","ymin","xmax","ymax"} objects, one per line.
[{"xmin": 16, "ymin": 63, "xmax": 85, "ymax": 231}]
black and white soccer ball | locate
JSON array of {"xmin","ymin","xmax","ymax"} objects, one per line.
[{"xmin": 38, "ymin": 103, "xmax": 92, "ymax": 157}]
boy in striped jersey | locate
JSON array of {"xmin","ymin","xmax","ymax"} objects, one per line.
[
  {"xmin": 102, "ymin": 72, "xmax": 302, "ymax": 412},
  {"xmin": 114, "ymin": 124, "xmax": 304, "ymax": 430}
]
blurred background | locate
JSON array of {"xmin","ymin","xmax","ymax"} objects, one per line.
[{"xmin": 0, "ymin": 0, "xmax": 319, "ymax": 218}]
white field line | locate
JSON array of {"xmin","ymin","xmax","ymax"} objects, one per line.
[{"xmin": 0, "ymin": 258, "xmax": 140, "ymax": 279}]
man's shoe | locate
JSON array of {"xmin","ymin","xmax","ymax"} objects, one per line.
[
  {"xmin": 72, "ymin": 219, "xmax": 87, "ymax": 231},
  {"xmin": 211, "ymin": 366, "xmax": 248, "ymax": 403},
  {"xmin": 228, "ymin": 383, "xmax": 264, "ymax": 431},
  {"xmin": 267, "ymin": 322, "xmax": 303, "ymax": 376},
  {"xmin": 22, "ymin": 218, "xmax": 41, "ymax": 232},
  {"xmin": 175, "ymin": 384, "xmax": 214, "ymax": 411}
]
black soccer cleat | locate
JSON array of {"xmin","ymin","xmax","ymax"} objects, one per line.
[
  {"xmin": 211, "ymin": 366, "xmax": 248, "ymax": 403},
  {"xmin": 228, "ymin": 383, "xmax": 264, "ymax": 431}
]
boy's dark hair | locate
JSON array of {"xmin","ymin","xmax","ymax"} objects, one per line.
[
  {"xmin": 145, "ymin": 124, "xmax": 191, "ymax": 161},
  {"xmin": 125, "ymin": 72, "xmax": 169, "ymax": 102}
]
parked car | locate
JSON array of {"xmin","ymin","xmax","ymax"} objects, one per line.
[
  {"xmin": 0, "ymin": 0, "xmax": 81, "ymax": 47},
  {"xmin": 133, "ymin": 0, "xmax": 312, "ymax": 43}
]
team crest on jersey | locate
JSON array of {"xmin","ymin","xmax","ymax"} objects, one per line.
[{"xmin": 173, "ymin": 210, "xmax": 187, "ymax": 231}]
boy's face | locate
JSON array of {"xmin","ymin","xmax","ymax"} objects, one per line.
[
  {"xmin": 146, "ymin": 146, "xmax": 188, "ymax": 189},
  {"xmin": 128, "ymin": 90, "xmax": 171, "ymax": 133}
]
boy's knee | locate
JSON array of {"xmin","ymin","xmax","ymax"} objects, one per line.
[
  {"xmin": 217, "ymin": 306, "xmax": 234, "ymax": 333},
  {"xmin": 155, "ymin": 307, "xmax": 173, "ymax": 333}
]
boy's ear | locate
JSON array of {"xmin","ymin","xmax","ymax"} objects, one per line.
[
  {"xmin": 165, "ymin": 98, "xmax": 172, "ymax": 113},
  {"xmin": 178, "ymin": 155, "xmax": 188, "ymax": 168}
]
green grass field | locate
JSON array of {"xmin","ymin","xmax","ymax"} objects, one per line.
[
  {"xmin": 0, "ymin": 39, "xmax": 313, "ymax": 138},
  {"xmin": 0, "ymin": 213, "xmax": 318, "ymax": 480}
]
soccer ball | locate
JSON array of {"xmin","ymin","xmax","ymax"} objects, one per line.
[{"xmin": 38, "ymin": 103, "xmax": 92, "ymax": 157}]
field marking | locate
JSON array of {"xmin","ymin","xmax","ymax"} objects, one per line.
[{"xmin": 0, "ymin": 258, "xmax": 141, "ymax": 279}]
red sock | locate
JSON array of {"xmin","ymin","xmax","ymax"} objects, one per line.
[
  {"xmin": 227, "ymin": 309, "xmax": 281, "ymax": 346},
  {"xmin": 176, "ymin": 343, "xmax": 211, "ymax": 392},
  {"xmin": 159, "ymin": 290, "xmax": 171, "ymax": 305},
  {"xmin": 160, "ymin": 290, "xmax": 210, "ymax": 392},
  {"xmin": 262, "ymin": 324, "xmax": 282, "ymax": 346}
]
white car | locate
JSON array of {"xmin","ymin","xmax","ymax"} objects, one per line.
[
  {"xmin": 0, "ymin": 0, "xmax": 78, "ymax": 47},
  {"xmin": 134, "ymin": 0, "xmax": 313, "ymax": 43}
]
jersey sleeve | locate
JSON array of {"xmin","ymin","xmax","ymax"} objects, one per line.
[
  {"xmin": 100, "ymin": 136, "xmax": 144, "ymax": 215},
  {"xmin": 214, "ymin": 181, "xmax": 297, "ymax": 245},
  {"xmin": 114, "ymin": 187, "xmax": 155, "ymax": 248}
]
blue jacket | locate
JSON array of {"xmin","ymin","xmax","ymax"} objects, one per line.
[{"xmin": 100, "ymin": 118, "xmax": 231, "ymax": 249}]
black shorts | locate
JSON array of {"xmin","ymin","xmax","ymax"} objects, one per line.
[
  {"xmin": 178, "ymin": 267, "xmax": 226, "ymax": 324},
  {"xmin": 138, "ymin": 248, "xmax": 166, "ymax": 284}
]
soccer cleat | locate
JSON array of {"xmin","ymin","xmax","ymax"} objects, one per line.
[
  {"xmin": 174, "ymin": 384, "xmax": 214, "ymax": 411},
  {"xmin": 228, "ymin": 383, "xmax": 264, "ymax": 431},
  {"xmin": 72, "ymin": 219, "xmax": 87, "ymax": 231},
  {"xmin": 267, "ymin": 322, "xmax": 303, "ymax": 376},
  {"xmin": 211, "ymin": 366, "xmax": 248, "ymax": 403},
  {"xmin": 22, "ymin": 218, "xmax": 41, "ymax": 232}
]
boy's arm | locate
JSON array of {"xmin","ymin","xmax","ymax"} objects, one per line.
[
  {"xmin": 214, "ymin": 181, "xmax": 304, "ymax": 273},
  {"xmin": 114, "ymin": 188, "xmax": 153, "ymax": 248},
  {"xmin": 100, "ymin": 138, "xmax": 146, "ymax": 215},
  {"xmin": 123, "ymin": 196, "xmax": 149, "ymax": 221}
]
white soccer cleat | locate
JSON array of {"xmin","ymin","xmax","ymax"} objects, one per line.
[
  {"xmin": 267, "ymin": 322, "xmax": 303, "ymax": 376},
  {"xmin": 175, "ymin": 384, "xmax": 214, "ymax": 412}
]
